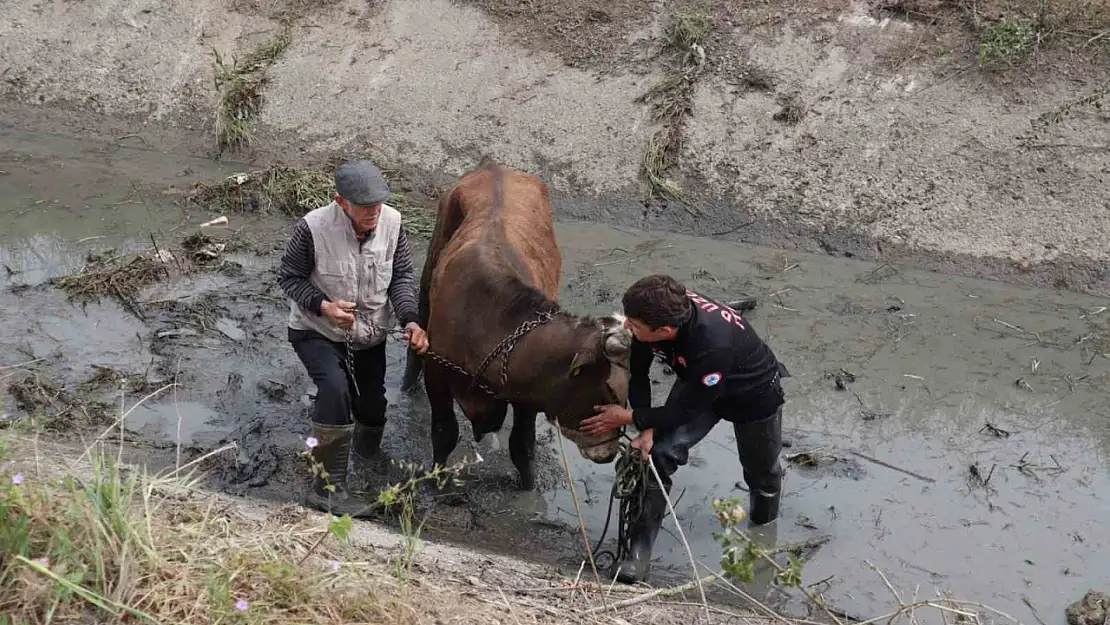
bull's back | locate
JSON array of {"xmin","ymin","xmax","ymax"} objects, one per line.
[{"xmin": 435, "ymin": 161, "xmax": 560, "ymax": 297}]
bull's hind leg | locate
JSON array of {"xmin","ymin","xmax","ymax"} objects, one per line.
[
  {"xmin": 426, "ymin": 365, "xmax": 459, "ymax": 470},
  {"xmin": 509, "ymin": 404, "xmax": 538, "ymax": 490}
]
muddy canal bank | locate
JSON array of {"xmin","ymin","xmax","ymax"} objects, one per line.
[{"xmin": 2, "ymin": 123, "xmax": 1109, "ymax": 624}]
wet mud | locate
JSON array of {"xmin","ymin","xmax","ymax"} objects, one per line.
[{"xmin": 2, "ymin": 126, "xmax": 1109, "ymax": 625}]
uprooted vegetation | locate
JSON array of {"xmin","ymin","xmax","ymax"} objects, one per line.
[
  {"xmin": 5, "ymin": 375, "xmax": 114, "ymax": 432},
  {"xmin": 213, "ymin": 27, "xmax": 293, "ymax": 152},
  {"xmin": 639, "ymin": 6, "xmax": 714, "ymax": 205},
  {"xmin": 46, "ymin": 238, "xmax": 241, "ymax": 316},
  {"xmin": 187, "ymin": 165, "xmax": 437, "ymax": 238},
  {"xmin": 48, "ymin": 250, "xmax": 169, "ymax": 311}
]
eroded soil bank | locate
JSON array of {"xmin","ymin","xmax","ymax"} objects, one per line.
[
  {"xmin": 2, "ymin": 118, "xmax": 1108, "ymax": 624},
  {"xmin": 2, "ymin": 0, "xmax": 1109, "ymax": 295}
]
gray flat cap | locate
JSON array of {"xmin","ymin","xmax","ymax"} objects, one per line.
[{"xmin": 334, "ymin": 159, "xmax": 390, "ymax": 206}]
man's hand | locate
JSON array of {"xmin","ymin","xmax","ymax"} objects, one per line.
[
  {"xmin": 403, "ymin": 322, "xmax": 429, "ymax": 354},
  {"xmin": 321, "ymin": 300, "xmax": 356, "ymax": 329},
  {"xmin": 630, "ymin": 428, "xmax": 654, "ymax": 459},
  {"xmin": 580, "ymin": 404, "xmax": 633, "ymax": 436}
]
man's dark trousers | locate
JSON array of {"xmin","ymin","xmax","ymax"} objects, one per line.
[
  {"xmin": 651, "ymin": 380, "xmax": 784, "ymax": 522},
  {"xmin": 613, "ymin": 380, "xmax": 784, "ymax": 583},
  {"xmin": 289, "ymin": 328, "xmax": 388, "ymax": 461}
]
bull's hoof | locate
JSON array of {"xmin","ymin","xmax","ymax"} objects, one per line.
[{"xmin": 516, "ymin": 469, "xmax": 535, "ymax": 491}]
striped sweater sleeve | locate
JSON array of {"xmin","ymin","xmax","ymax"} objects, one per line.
[
  {"xmin": 388, "ymin": 230, "xmax": 419, "ymax": 326},
  {"xmin": 277, "ymin": 218, "xmax": 329, "ymax": 316}
]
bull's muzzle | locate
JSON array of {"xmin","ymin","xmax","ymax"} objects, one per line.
[{"xmin": 560, "ymin": 425, "xmax": 622, "ymax": 464}]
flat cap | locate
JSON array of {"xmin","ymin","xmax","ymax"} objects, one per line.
[{"xmin": 334, "ymin": 159, "xmax": 390, "ymax": 207}]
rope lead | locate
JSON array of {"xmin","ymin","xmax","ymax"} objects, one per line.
[{"xmin": 591, "ymin": 440, "xmax": 650, "ymax": 571}]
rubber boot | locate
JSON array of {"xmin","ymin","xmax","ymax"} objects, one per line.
[
  {"xmin": 734, "ymin": 408, "xmax": 784, "ymax": 526},
  {"xmin": 611, "ymin": 480, "xmax": 671, "ymax": 584},
  {"xmin": 352, "ymin": 423, "xmax": 384, "ymax": 461},
  {"xmin": 750, "ymin": 488, "xmax": 780, "ymax": 526},
  {"xmin": 303, "ymin": 423, "xmax": 374, "ymax": 518}
]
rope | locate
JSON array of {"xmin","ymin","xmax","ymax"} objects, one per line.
[
  {"xmin": 590, "ymin": 438, "xmax": 650, "ymax": 572},
  {"xmin": 590, "ymin": 437, "xmax": 688, "ymax": 574}
]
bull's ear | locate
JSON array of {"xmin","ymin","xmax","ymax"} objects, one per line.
[{"xmin": 569, "ymin": 348, "xmax": 598, "ymax": 377}]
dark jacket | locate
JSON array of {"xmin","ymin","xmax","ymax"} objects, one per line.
[{"xmin": 629, "ymin": 289, "xmax": 784, "ymax": 431}]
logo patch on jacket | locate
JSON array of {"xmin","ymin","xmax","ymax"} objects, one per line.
[
  {"xmin": 701, "ymin": 372, "xmax": 722, "ymax": 387},
  {"xmin": 676, "ymin": 356, "xmax": 687, "ymax": 367}
]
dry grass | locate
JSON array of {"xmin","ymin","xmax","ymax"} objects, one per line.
[
  {"xmin": 213, "ymin": 28, "xmax": 293, "ymax": 152},
  {"xmin": 0, "ymin": 429, "xmax": 717, "ymax": 625},
  {"xmin": 0, "ymin": 444, "xmax": 395, "ymax": 624},
  {"xmin": 187, "ymin": 165, "xmax": 437, "ymax": 238},
  {"xmin": 638, "ymin": 6, "xmax": 713, "ymax": 205},
  {"xmin": 48, "ymin": 250, "xmax": 168, "ymax": 308},
  {"xmin": 875, "ymin": 0, "xmax": 1110, "ymax": 66}
]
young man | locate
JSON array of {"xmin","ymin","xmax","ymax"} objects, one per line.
[
  {"xmin": 277, "ymin": 158, "xmax": 429, "ymax": 517},
  {"xmin": 581, "ymin": 274, "xmax": 786, "ymax": 584}
]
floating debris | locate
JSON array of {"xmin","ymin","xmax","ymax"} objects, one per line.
[{"xmin": 49, "ymin": 250, "xmax": 168, "ymax": 309}]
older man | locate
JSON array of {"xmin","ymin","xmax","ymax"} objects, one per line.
[{"xmin": 277, "ymin": 159, "xmax": 429, "ymax": 516}]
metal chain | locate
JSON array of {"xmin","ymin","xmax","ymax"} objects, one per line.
[
  {"xmin": 342, "ymin": 308, "xmax": 403, "ymax": 399},
  {"xmin": 341, "ymin": 307, "xmax": 556, "ymax": 401},
  {"xmin": 472, "ymin": 310, "xmax": 556, "ymax": 393}
]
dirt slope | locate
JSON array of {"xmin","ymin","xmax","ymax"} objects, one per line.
[{"xmin": 1, "ymin": 0, "xmax": 1108, "ymax": 292}]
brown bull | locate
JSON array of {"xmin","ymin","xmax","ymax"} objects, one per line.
[{"xmin": 399, "ymin": 156, "xmax": 631, "ymax": 489}]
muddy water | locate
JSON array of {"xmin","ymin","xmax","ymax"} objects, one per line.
[{"xmin": 2, "ymin": 127, "xmax": 1108, "ymax": 624}]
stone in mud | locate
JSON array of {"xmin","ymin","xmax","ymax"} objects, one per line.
[{"xmin": 1066, "ymin": 590, "xmax": 1109, "ymax": 625}]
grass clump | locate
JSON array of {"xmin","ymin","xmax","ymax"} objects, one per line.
[
  {"xmin": 978, "ymin": 16, "xmax": 1036, "ymax": 66},
  {"xmin": 0, "ymin": 421, "xmax": 481, "ymax": 625},
  {"xmin": 188, "ymin": 166, "xmax": 436, "ymax": 238},
  {"xmin": 637, "ymin": 6, "xmax": 713, "ymax": 205},
  {"xmin": 968, "ymin": 0, "xmax": 1110, "ymax": 67},
  {"xmin": 0, "ymin": 447, "xmax": 388, "ymax": 623},
  {"xmin": 213, "ymin": 28, "xmax": 293, "ymax": 152}
]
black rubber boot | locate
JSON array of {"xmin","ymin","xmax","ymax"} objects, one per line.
[
  {"xmin": 303, "ymin": 423, "xmax": 374, "ymax": 518},
  {"xmin": 352, "ymin": 423, "xmax": 384, "ymax": 461},
  {"xmin": 750, "ymin": 488, "xmax": 780, "ymax": 526},
  {"xmin": 734, "ymin": 408, "xmax": 784, "ymax": 526},
  {"xmin": 611, "ymin": 480, "xmax": 671, "ymax": 584}
]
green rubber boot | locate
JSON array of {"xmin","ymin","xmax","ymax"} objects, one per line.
[{"xmin": 303, "ymin": 423, "xmax": 374, "ymax": 518}]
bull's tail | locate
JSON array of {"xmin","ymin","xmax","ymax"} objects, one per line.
[{"xmin": 400, "ymin": 346, "xmax": 424, "ymax": 394}]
